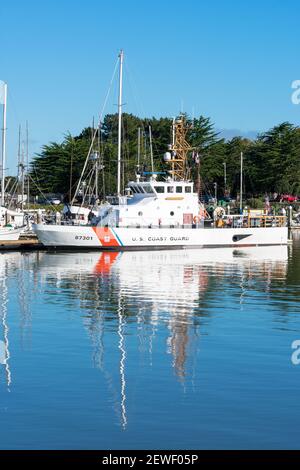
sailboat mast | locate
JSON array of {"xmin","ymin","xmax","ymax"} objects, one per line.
[
  {"xmin": 17, "ymin": 125, "xmax": 21, "ymax": 206},
  {"xmin": 149, "ymin": 125, "xmax": 154, "ymax": 173},
  {"xmin": 26, "ymin": 121, "xmax": 29, "ymax": 208},
  {"xmin": 240, "ymin": 151, "xmax": 243, "ymax": 213},
  {"xmin": 117, "ymin": 50, "xmax": 124, "ymax": 196},
  {"xmin": 21, "ymin": 141, "xmax": 25, "ymax": 212},
  {"xmin": 1, "ymin": 82, "xmax": 7, "ymax": 208},
  {"xmin": 137, "ymin": 127, "xmax": 141, "ymax": 172}
]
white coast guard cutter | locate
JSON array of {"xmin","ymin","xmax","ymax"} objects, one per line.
[{"xmin": 33, "ymin": 51, "xmax": 288, "ymax": 250}]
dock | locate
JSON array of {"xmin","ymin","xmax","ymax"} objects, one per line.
[{"xmin": 0, "ymin": 238, "xmax": 44, "ymax": 251}]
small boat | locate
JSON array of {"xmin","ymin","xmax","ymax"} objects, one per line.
[
  {"xmin": 0, "ymin": 206, "xmax": 26, "ymax": 241},
  {"xmin": 0, "ymin": 227, "xmax": 24, "ymax": 242},
  {"xmin": 32, "ymin": 52, "xmax": 288, "ymax": 250}
]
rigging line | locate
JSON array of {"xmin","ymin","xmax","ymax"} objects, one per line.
[
  {"xmin": 75, "ymin": 162, "xmax": 96, "ymax": 211},
  {"xmin": 28, "ymin": 173, "xmax": 59, "ymax": 212},
  {"xmin": 125, "ymin": 62, "xmax": 163, "ymax": 163},
  {"xmin": 6, "ymin": 179, "xmax": 19, "ymax": 209},
  {"xmin": 80, "ymin": 165, "xmax": 95, "ymax": 208},
  {"xmin": 71, "ymin": 58, "xmax": 119, "ymax": 206},
  {"xmin": 124, "ymin": 68, "xmax": 162, "ymax": 165},
  {"xmin": 124, "ymin": 59, "xmax": 147, "ymax": 120},
  {"xmin": 6, "ymin": 88, "xmax": 21, "ymax": 131},
  {"xmin": 124, "ymin": 60, "xmax": 162, "ymax": 162},
  {"xmin": 122, "ymin": 63, "xmax": 163, "ymax": 163}
]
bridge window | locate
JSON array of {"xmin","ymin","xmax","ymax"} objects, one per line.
[
  {"xmin": 142, "ymin": 184, "xmax": 155, "ymax": 194},
  {"xmin": 176, "ymin": 186, "xmax": 182, "ymax": 193},
  {"xmin": 154, "ymin": 186, "xmax": 165, "ymax": 193},
  {"xmin": 167, "ymin": 186, "xmax": 174, "ymax": 193},
  {"xmin": 185, "ymin": 186, "xmax": 192, "ymax": 193}
]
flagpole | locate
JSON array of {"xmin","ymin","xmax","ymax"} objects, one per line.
[{"xmin": 1, "ymin": 82, "xmax": 7, "ymax": 208}]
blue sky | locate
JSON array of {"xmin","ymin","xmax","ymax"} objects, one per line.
[{"xmin": 1, "ymin": 0, "xmax": 300, "ymax": 173}]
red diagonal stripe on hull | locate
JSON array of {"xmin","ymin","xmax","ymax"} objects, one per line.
[{"xmin": 92, "ymin": 227, "xmax": 120, "ymax": 247}]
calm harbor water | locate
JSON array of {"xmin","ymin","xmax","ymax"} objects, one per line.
[{"xmin": 0, "ymin": 234, "xmax": 300, "ymax": 449}]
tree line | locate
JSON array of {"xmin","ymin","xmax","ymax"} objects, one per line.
[{"xmin": 29, "ymin": 113, "xmax": 300, "ymax": 200}]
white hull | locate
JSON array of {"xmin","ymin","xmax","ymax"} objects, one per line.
[
  {"xmin": 0, "ymin": 226, "xmax": 24, "ymax": 241},
  {"xmin": 32, "ymin": 224, "xmax": 288, "ymax": 250}
]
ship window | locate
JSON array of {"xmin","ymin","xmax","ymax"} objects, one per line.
[
  {"xmin": 129, "ymin": 186, "xmax": 137, "ymax": 193},
  {"xmin": 143, "ymin": 184, "xmax": 155, "ymax": 194},
  {"xmin": 167, "ymin": 186, "xmax": 174, "ymax": 193},
  {"xmin": 185, "ymin": 186, "xmax": 192, "ymax": 193},
  {"xmin": 176, "ymin": 186, "xmax": 183, "ymax": 193},
  {"xmin": 154, "ymin": 186, "xmax": 165, "ymax": 193},
  {"xmin": 137, "ymin": 185, "xmax": 146, "ymax": 193},
  {"xmin": 170, "ymin": 211, "xmax": 174, "ymax": 216},
  {"xmin": 138, "ymin": 211, "xmax": 143, "ymax": 216}
]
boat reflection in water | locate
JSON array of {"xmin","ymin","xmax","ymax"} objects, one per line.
[
  {"xmin": 32, "ymin": 246, "xmax": 289, "ymax": 428},
  {"xmin": 0, "ymin": 252, "xmax": 37, "ymax": 390}
]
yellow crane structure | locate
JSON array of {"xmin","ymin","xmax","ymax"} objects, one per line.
[{"xmin": 165, "ymin": 117, "xmax": 192, "ymax": 181}]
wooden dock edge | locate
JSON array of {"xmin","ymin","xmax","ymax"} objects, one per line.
[{"xmin": 0, "ymin": 239, "xmax": 44, "ymax": 251}]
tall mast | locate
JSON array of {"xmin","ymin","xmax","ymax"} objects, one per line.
[
  {"xmin": 149, "ymin": 125, "xmax": 154, "ymax": 173},
  {"xmin": 17, "ymin": 125, "xmax": 21, "ymax": 204},
  {"xmin": 117, "ymin": 50, "xmax": 124, "ymax": 196},
  {"xmin": 137, "ymin": 127, "xmax": 141, "ymax": 172},
  {"xmin": 17, "ymin": 125, "xmax": 21, "ymax": 177},
  {"xmin": 240, "ymin": 151, "xmax": 243, "ymax": 213},
  {"xmin": 21, "ymin": 141, "xmax": 25, "ymax": 211},
  {"xmin": 1, "ymin": 82, "xmax": 7, "ymax": 208},
  {"xmin": 26, "ymin": 121, "xmax": 29, "ymax": 208}
]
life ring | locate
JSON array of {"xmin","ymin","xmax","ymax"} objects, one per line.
[
  {"xmin": 213, "ymin": 206, "xmax": 225, "ymax": 218},
  {"xmin": 193, "ymin": 215, "xmax": 201, "ymax": 224}
]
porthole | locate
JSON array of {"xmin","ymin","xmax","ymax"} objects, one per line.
[
  {"xmin": 170, "ymin": 211, "xmax": 174, "ymax": 216},
  {"xmin": 138, "ymin": 211, "xmax": 143, "ymax": 216}
]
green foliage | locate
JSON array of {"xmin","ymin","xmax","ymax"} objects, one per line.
[{"xmin": 29, "ymin": 114, "xmax": 300, "ymax": 198}]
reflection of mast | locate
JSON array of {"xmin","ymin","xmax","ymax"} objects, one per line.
[
  {"xmin": 18, "ymin": 255, "xmax": 32, "ymax": 349},
  {"xmin": 81, "ymin": 262, "xmax": 128, "ymax": 429},
  {"xmin": 169, "ymin": 322, "xmax": 189, "ymax": 381},
  {"xmin": 117, "ymin": 292, "xmax": 127, "ymax": 429},
  {"xmin": 0, "ymin": 263, "xmax": 11, "ymax": 389}
]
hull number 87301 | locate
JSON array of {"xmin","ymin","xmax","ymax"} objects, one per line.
[{"xmin": 75, "ymin": 235, "xmax": 93, "ymax": 241}]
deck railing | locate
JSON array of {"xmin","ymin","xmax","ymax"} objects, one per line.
[
  {"xmin": 214, "ymin": 214, "xmax": 286, "ymax": 229},
  {"xmin": 96, "ymin": 215, "xmax": 286, "ymax": 229},
  {"xmin": 49, "ymin": 213, "xmax": 286, "ymax": 229}
]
